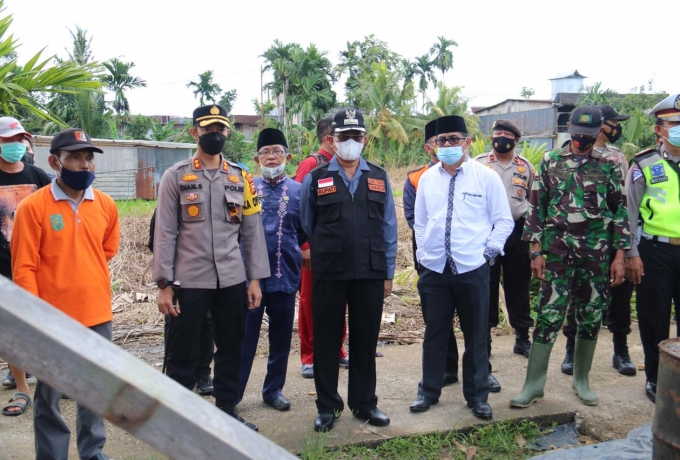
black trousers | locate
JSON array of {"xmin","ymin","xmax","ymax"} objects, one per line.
[
  {"xmin": 488, "ymin": 218, "xmax": 533, "ymax": 330},
  {"xmin": 413, "ymin": 230, "xmax": 459, "ymax": 376},
  {"xmin": 165, "ymin": 283, "xmax": 247, "ymax": 405},
  {"xmin": 637, "ymin": 238, "xmax": 680, "ymax": 384},
  {"xmin": 313, "ymin": 278, "xmax": 384, "ymax": 414},
  {"xmin": 417, "ymin": 264, "xmax": 490, "ymax": 403},
  {"xmin": 164, "ymin": 312, "xmax": 214, "ymax": 377}
]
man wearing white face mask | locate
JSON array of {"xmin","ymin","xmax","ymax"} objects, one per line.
[
  {"xmin": 410, "ymin": 115, "xmax": 513, "ymax": 421},
  {"xmin": 300, "ymin": 108, "xmax": 398, "ymax": 432},
  {"xmin": 625, "ymin": 93, "xmax": 680, "ymax": 403},
  {"xmin": 237, "ymin": 128, "xmax": 307, "ymax": 412}
]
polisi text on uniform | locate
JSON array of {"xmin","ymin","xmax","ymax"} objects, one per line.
[{"xmin": 225, "ymin": 185, "xmax": 244, "ymax": 192}]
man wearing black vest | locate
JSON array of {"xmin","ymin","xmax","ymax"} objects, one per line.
[{"xmin": 300, "ymin": 108, "xmax": 398, "ymax": 432}]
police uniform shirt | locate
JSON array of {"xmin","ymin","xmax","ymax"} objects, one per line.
[
  {"xmin": 153, "ymin": 154, "xmax": 271, "ymax": 289},
  {"xmin": 625, "ymin": 149, "xmax": 680, "ymax": 258},
  {"xmin": 474, "ymin": 152, "xmax": 534, "ymax": 221}
]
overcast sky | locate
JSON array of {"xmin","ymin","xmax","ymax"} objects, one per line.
[{"xmin": 8, "ymin": 0, "xmax": 680, "ymax": 118}]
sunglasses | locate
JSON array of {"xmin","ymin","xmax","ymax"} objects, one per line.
[{"xmin": 436, "ymin": 136, "xmax": 466, "ymax": 147}]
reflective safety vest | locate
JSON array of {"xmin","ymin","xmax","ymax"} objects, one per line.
[{"xmin": 634, "ymin": 150, "xmax": 680, "ymax": 238}]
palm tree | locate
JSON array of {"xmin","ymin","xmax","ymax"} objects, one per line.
[
  {"xmin": 65, "ymin": 25, "xmax": 93, "ymax": 65},
  {"xmin": 102, "ymin": 58, "xmax": 147, "ymax": 135},
  {"xmin": 430, "ymin": 36, "xmax": 458, "ymax": 84},
  {"xmin": 425, "ymin": 83, "xmax": 481, "ymax": 137},
  {"xmin": 187, "ymin": 70, "xmax": 222, "ymax": 105},
  {"xmin": 261, "ymin": 40, "xmax": 297, "ymax": 128},
  {"xmin": 287, "ymin": 73, "xmax": 334, "ymax": 128},
  {"xmin": 414, "ymin": 54, "xmax": 437, "ymax": 108},
  {"xmin": 0, "ymin": 2, "xmax": 101, "ymax": 126}
]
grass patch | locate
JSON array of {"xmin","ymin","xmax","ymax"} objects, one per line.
[
  {"xmin": 301, "ymin": 420, "xmax": 543, "ymax": 460},
  {"xmin": 116, "ymin": 199, "xmax": 157, "ymax": 218}
]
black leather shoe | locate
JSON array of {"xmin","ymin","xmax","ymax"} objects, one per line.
[
  {"xmin": 314, "ymin": 413, "xmax": 337, "ymax": 432},
  {"xmin": 217, "ymin": 405, "xmax": 258, "ymax": 431},
  {"xmin": 561, "ymin": 346, "xmax": 574, "ymax": 375},
  {"xmin": 195, "ymin": 373, "xmax": 214, "ymax": 396},
  {"xmin": 442, "ymin": 372, "xmax": 459, "ymax": 386},
  {"xmin": 410, "ymin": 394, "xmax": 438, "ymax": 412},
  {"xmin": 352, "ymin": 407, "xmax": 390, "ymax": 427},
  {"xmin": 613, "ymin": 348, "xmax": 637, "ymax": 376},
  {"xmin": 264, "ymin": 395, "xmax": 291, "ymax": 411},
  {"xmin": 646, "ymin": 381, "xmax": 656, "ymax": 403},
  {"xmin": 513, "ymin": 339, "xmax": 531, "ymax": 358},
  {"xmin": 488, "ymin": 374, "xmax": 501, "ymax": 393},
  {"xmin": 467, "ymin": 401, "xmax": 493, "ymax": 420}
]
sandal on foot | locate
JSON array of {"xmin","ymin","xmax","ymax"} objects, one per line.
[{"xmin": 2, "ymin": 392, "xmax": 32, "ymax": 416}]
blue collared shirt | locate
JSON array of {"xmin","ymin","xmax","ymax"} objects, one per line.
[
  {"xmin": 255, "ymin": 174, "xmax": 307, "ymax": 294},
  {"xmin": 300, "ymin": 156, "xmax": 398, "ymax": 279}
]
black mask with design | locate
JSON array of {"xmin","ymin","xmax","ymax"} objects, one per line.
[
  {"xmin": 571, "ymin": 134, "xmax": 597, "ymax": 152},
  {"xmin": 604, "ymin": 123, "xmax": 622, "ymax": 143},
  {"xmin": 198, "ymin": 132, "xmax": 227, "ymax": 155},
  {"xmin": 492, "ymin": 136, "xmax": 517, "ymax": 154}
]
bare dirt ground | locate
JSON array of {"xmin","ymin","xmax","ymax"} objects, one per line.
[{"xmin": 0, "ymin": 167, "xmax": 666, "ymax": 458}]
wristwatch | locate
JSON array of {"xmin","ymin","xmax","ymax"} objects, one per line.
[
  {"xmin": 529, "ymin": 251, "xmax": 543, "ymax": 260},
  {"xmin": 157, "ymin": 280, "xmax": 173, "ymax": 289}
]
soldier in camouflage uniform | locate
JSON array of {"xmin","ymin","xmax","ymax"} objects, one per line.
[{"xmin": 510, "ymin": 106, "xmax": 630, "ymax": 409}]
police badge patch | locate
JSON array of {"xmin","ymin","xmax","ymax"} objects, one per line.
[{"xmin": 650, "ymin": 163, "xmax": 669, "ymax": 184}]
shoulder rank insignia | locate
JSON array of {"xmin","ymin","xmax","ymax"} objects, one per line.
[
  {"xmin": 193, "ymin": 158, "xmax": 202, "ymax": 170},
  {"xmin": 488, "ymin": 153, "xmax": 496, "ymax": 162},
  {"xmin": 222, "ymin": 161, "xmax": 229, "ymax": 172},
  {"xmin": 182, "ymin": 173, "xmax": 199, "ymax": 182}
]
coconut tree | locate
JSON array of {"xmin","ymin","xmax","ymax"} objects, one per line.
[
  {"xmin": 261, "ymin": 40, "xmax": 298, "ymax": 128},
  {"xmin": 430, "ymin": 36, "xmax": 458, "ymax": 84},
  {"xmin": 287, "ymin": 73, "xmax": 335, "ymax": 129},
  {"xmin": 414, "ymin": 54, "xmax": 437, "ymax": 108},
  {"xmin": 0, "ymin": 2, "xmax": 101, "ymax": 125},
  {"xmin": 426, "ymin": 82, "xmax": 480, "ymax": 137},
  {"xmin": 187, "ymin": 70, "xmax": 222, "ymax": 105},
  {"xmin": 102, "ymin": 58, "xmax": 146, "ymax": 135}
]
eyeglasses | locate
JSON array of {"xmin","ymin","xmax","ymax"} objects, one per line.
[
  {"xmin": 258, "ymin": 149, "xmax": 286, "ymax": 157},
  {"xmin": 335, "ymin": 133, "xmax": 365, "ymax": 142},
  {"xmin": 436, "ymin": 135, "xmax": 466, "ymax": 147}
]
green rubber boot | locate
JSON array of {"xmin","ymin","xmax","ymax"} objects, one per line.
[
  {"xmin": 510, "ymin": 342, "xmax": 554, "ymax": 408},
  {"xmin": 572, "ymin": 338, "xmax": 599, "ymax": 406}
]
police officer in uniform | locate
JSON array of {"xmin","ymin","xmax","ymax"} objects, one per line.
[
  {"xmin": 561, "ymin": 105, "xmax": 637, "ymax": 376},
  {"xmin": 626, "ymin": 93, "xmax": 680, "ymax": 403},
  {"xmin": 154, "ymin": 104, "xmax": 270, "ymax": 430},
  {"xmin": 300, "ymin": 108, "xmax": 398, "ymax": 432},
  {"xmin": 475, "ymin": 120, "xmax": 534, "ymax": 392},
  {"xmin": 403, "ymin": 118, "xmax": 460, "ymax": 386}
]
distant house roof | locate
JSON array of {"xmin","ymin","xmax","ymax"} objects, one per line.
[
  {"xmin": 474, "ymin": 98, "xmax": 554, "ymax": 114},
  {"xmin": 553, "ymin": 93, "xmax": 581, "ymax": 106},
  {"xmin": 549, "ymin": 70, "xmax": 587, "ymax": 80},
  {"xmin": 233, "ymin": 115, "xmax": 259, "ymax": 125}
]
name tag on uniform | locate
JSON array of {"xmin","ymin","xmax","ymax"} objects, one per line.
[
  {"xmin": 583, "ymin": 174, "xmax": 606, "ymax": 182},
  {"xmin": 367, "ymin": 178, "xmax": 386, "ymax": 193},
  {"xmin": 549, "ymin": 168, "xmax": 569, "ymax": 180},
  {"xmin": 318, "ymin": 186, "xmax": 337, "ymax": 196}
]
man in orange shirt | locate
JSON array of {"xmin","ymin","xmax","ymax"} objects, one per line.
[{"xmin": 11, "ymin": 128, "xmax": 120, "ymax": 460}]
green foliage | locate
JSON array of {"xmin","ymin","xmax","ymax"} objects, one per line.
[
  {"xmin": 148, "ymin": 119, "xmax": 176, "ymax": 142},
  {"xmin": 102, "ymin": 58, "xmax": 146, "ymax": 135},
  {"xmin": 469, "ymin": 136, "xmax": 488, "ymax": 158},
  {"xmin": 521, "ymin": 87, "xmax": 535, "ymax": 99},
  {"xmin": 123, "ymin": 114, "xmax": 152, "ymax": 140},
  {"xmin": 116, "ymin": 198, "xmax": 156, "ymax": 218},
  {"xmin": 430, "ymin": 36, "xmax": 458, "ymax": 83},
  {"xmin": 518, "ymin": 141, "xmax": 548, "ymax": 166},
  {"xmin": 187, "ymin": 70, "xmax": 222, "ymax": 105},
  {"xmin": 222, "ymin": 128, "xmax": 252, "ymax": 164},
  {"xmin": 218, "ymin": 89, "xmax": 237, "ymax": 115}
]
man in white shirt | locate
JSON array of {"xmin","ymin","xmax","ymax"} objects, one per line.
[{"xmin": 409, "ymin": 115, "xmax": 513, "ymax": 420}]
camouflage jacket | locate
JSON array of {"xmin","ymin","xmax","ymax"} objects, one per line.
[{"xmin": 522, "ymin": 145, "xmax": 631, "ymax": 256}]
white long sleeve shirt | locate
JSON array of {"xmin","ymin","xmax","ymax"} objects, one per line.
[{"xmin": 414, "ymin": 158, "xmax": 514, "ymax": 274}]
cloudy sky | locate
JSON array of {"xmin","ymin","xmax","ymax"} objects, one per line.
[{"xmin": 8, "ymin": 0, "xmax": 679, "ymax": 118}]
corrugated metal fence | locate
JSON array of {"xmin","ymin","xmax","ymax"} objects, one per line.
[{"xmin": 32, "ymin": 137, "xmax": 194, "ymax": 200}]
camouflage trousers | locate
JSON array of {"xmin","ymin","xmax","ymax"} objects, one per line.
[{"xmin": 533, "ymin": 251, "xmax": 611, "ymax": 345}]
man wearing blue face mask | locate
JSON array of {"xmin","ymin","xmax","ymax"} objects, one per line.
[
  {"xmin": 410, "ymin": 115, "xmax": 513, "ymax": 420},
  {"xmin": 0, "ymin": 117, "xmax": 49, "ymax": 418},
  {"xmin": 300, "ymin": 108, "xmax": 398, "ymax": 432},
  {"xmin": 625, "ymin": 93, "xmax": 680, "ymax": 403},
  {"xmin": 237, "ymin": 128, "xmax": 307, "ymax": 412}
]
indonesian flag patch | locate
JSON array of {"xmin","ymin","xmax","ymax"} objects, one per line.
[{"xmin": 318, "ymin": 177, "xmax": 334, "ymax": 188}]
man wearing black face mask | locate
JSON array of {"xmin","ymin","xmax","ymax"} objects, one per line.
[
  {"xmin": 475, "ymin": 120, "xmax": 534, "ymax": 391},
  {"xmin": 153, "ymin": 104, "xmax": 270, "ymax": 431},
  {"xmin": 560, "ymin": 105, "xmax": 636, "ymax": 377}
]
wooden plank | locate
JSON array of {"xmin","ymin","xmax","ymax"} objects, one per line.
[{"xmin": 0, "ymin": 277, "xmax": 296, "ymax": 460}]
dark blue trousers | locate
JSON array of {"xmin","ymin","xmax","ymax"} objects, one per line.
[{"xmin": 238, "ymin": 291, "xmax": 296, "ymax": 403}]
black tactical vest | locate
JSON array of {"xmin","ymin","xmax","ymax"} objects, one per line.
[{"xmin": 309, "ymin": 162, "xmax": 388, "ymax": 280}]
